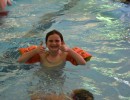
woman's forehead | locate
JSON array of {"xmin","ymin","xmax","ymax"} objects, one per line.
[{"xmin": 48, "ymin": 34, "xmax": 61, "ymax": 39}]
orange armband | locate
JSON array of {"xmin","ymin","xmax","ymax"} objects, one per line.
[
  {"xmin": 66, "ymin": 47, "xmax": 92, "ymax": 65},
  {"xmin": 19, "ymin": 45, "xmax": 40, "ymax": 64},
  {"xmin": 19, "ymin": 46, "xmax": 92, "ymax": 65}
]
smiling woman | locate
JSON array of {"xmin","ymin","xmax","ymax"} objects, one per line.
[
  {"xmin": 19, "ymin": 45, "xmax": 92, "ymax": 65},
  {"xmin": 18, "ymin": 30, "xmax": 89, "ymax": 67},
  {"xmin": 0, "ymin": 0, "xmax": 130, "ymax": 99}
]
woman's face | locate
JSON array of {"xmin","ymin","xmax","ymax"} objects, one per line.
[{"xmin": 46, "ymin": 34, "xmax": 63, "ymax": 52}]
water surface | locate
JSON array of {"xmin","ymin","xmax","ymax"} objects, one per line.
[{"xmin": 0, "ymin": 0, "xmax": 130, "ymax": 100}]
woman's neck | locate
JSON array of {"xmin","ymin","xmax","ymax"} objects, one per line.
[
  {"xmin": 46, "ymin": 50, "xmax": 63, "ymax": 65},
  {"xmin": 49, "ymin": 50, "xmax": 61, "ymax": 57}
]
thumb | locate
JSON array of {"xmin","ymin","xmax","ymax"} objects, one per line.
[
  {"xmin": 40, "ymin": 41, "xmax": 43, "ymax": 46},
  {"xmin": 39, "ymin": 41, "xmax": 46, "ymax": 49}
]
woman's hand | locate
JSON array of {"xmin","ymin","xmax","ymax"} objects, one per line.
[
  {"xmin": 36, "ymin": 46, "xmax": 45, "ymax": 54},
  {"xmin": 36, "ymin": 42, "xmax": 46, "ymax": 57},
  {"xmin": 59, "ymin": 44, "xmax": 70, "ymax": 52}
]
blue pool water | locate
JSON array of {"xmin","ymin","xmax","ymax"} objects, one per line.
[{"xmin": 0, "ymin": 0, "xmax": 130, "ymax": 100}]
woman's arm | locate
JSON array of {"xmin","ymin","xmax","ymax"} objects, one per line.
[
  {"xmin": 67, "ymin": 48, "xmax": 86, "ymax": 65},
  {"xmin": 17, "ymin": 48, "xmax": 38, "ymax": 63},
  {"xmin": 18, "ymin": 44, "xmax": 45, "ymax": 63},
  {"xmin": 59, "ymin": 44, "xmax": 86, "ymax": 65}
]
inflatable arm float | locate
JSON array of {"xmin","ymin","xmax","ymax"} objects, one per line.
[{"xmin": 19, "ymin": 46, "xmax": 92, "ymax": 65}]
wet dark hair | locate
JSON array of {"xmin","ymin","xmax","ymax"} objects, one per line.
[
  {"xmin": 72, "ymin": 89, "xmax": 94, "ymax": 100},
  {"xmin": 45, "ymin": 30, "xmax": 64, "ymax": 43}
]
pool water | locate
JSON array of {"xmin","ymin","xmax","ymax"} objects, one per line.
[{"xmin": 0, "ymin": 0, "xmax": 130, "ymax": 100}]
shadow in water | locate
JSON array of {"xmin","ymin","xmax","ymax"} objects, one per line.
[{"xmin": 23, "ymin": 0, "xmax": 80, "ymax": 37}]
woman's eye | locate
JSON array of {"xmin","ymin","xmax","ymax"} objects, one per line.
[
  {"xmin": 48, "ymin": 40, "xmax": 60, "ymax": 42},
  {"xmin": 55, "ymin": 40, "xmax": 60, "ymax": 42},
  {"xmin": 49, "ymin": 40, "xmax": 53, "ymax": 42}
]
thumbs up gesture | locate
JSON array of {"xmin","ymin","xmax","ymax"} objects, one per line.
[
  {"xmin": 36, "ymin": 41, "xmax": 46, "ymax": 56},
  {"xmin": 59, "ymin": 43, "xmax": 70, "ymax": 52}
]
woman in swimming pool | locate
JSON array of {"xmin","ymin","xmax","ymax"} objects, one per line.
[{"xmin": 18, "ymin": 30, "xmax": 86, "ymax": 67}]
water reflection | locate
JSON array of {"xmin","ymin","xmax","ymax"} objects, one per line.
[{"xmin": 29, "ymin": 66, "xmax": 66, "ymax": 94}]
